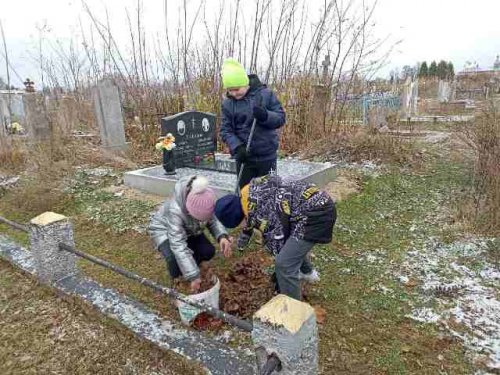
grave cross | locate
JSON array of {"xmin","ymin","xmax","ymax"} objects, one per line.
[
  {"xmin": 321, "ymin": 54, "xmax": 331, "ymax": 83},
  {"xmin": 23, "ymin": 78, "xmax": 35, "ymax": 93}
]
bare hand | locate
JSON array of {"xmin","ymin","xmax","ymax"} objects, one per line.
[
  {"xmin": 220, "ymin": 237, "xmax": 233, "ymax": 258},
  {"xmin": 190, "ymin": 278, "xmax": 201, "ymax": 293}
]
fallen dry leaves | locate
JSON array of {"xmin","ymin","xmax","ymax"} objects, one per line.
[
  {"xmin": 314, "ymin": 305, "xmax": 327, "ymax": 324},
  {"xmin": 219, "ymin": 255, "xmax": 276, "ymax": 318},
  {"xmin": 191, "ymin": 312, "xmax": 223, "ymax": 331}
]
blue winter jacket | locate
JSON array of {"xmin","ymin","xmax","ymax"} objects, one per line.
[{"xmin": 220, "ymin": 75, "xmax": 286, "ymax": 162}]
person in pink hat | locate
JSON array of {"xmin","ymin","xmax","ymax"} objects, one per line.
[{"xmin": 149, "ymin": 176, "xmax": 233, "ymax": 292}]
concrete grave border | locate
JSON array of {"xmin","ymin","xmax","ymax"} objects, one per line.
[
  {"xmin": 124, "ymin": 155, "xmax": 336, "ymax": 197},
  {"xmin": 0, "ymin": 210, "xmax": 321, "ymax": 374},
  {"xmin": 0, "ymin": 235, "xmax": 256, "ymax": 375}
]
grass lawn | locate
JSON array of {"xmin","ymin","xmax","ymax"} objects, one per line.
[{"xmin": 0, "ymin": 139, "xmax": 482, "ymax": 374}]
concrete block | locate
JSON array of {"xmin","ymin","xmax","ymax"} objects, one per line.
[
  {"xmin": 252, "ymin": 294, "xmax": 318, "ymax": 374},
  {"xmin": 29, "ymin": 212, "xmax": 78, "ymax": 283},
  {"xmin": 124, "ymin": 154, "xmax": 335, "ymax": 197}
]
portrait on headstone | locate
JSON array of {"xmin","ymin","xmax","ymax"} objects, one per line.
[{"xmin": 161, "ymin": 111, "xmax": 217, "ymax": 169}]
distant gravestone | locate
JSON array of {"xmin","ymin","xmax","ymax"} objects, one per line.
[
  {"xmin": 0, "ymin": 96, "xmax": 7, "ymax": 133},
  {"xmin": 23, "ymin": 93, "xmax": 51, "ymax": 141},
  {"xmin": 401, "ymin": 77, "xmax": 419, "ymax": 117},
  {"xmin": 161, "ymin": 111, "xmax": 217, "ymax": 169},
  {"xmin": 92, "ymin": 79, "xmax": 127, "ymax": 151},
  {"xmin": 438, "ymin": 80, "xmax": 451, "ymax": 103},
  {"xmin": 0, "ymin": 91, "xmax": 25, "ymax": 124},
  {"xmin": 450, "ymin": 81, "xmax": 457, "ymax": 101},
  {"xmin": 368, "ymin": 106, "xmax": 389, "ymax": 129}
]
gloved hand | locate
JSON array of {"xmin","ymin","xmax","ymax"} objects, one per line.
[
  {"xmin": 235, "ymin": 145, "xmax": 248, "ymax": 163},
  {"xmin": 253, "ymin": 104, "xmax": 268, "ymax": 122}
]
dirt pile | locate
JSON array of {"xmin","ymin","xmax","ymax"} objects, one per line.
[
  {"xmin": 175, "ymin": 252, "xmax": 276, "ymax": 330},
  {"xmin": 219, "ymin": 253, "xmax": 276, "ymax": 319}
]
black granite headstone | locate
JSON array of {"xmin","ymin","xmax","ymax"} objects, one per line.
[{"xmin": 161, "ymin": 111, "xmax": 217, "ymax": 168}]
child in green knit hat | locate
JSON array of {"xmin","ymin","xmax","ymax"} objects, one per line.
[
  {"xmin": 220, "ymin": 58, "xmax": 286, "ymax": 249},
  {"xmin": 221, "ymin": 58, "xmax": 250, "ymax": 98}
]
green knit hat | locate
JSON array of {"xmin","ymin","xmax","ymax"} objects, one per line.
[{"xmin": 221, "ymin": 58, "xmax": 249, "ymax": 89}]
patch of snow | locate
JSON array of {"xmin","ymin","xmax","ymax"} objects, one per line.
[
  {"xmin": 216, "ymin": 330, "xmax": 232, "ymax": 344},
  {"xmin": 407, "ymin": 307, "xmax": 441, "ymax": 323},
  {"xmin": 398, "ymin": 275, "xmax": 410, "ymax": 284},
  {"xmin": 84, "ymin": 167, "xmax": 114, "ymax": 177},
  {"xmin": 0, "ymin": 176, "xmax": 20, "ymax": 189},
  {"xmin": 480, "ymin": 267, "xmax": 500, "ymax": 282},
  {"xmin": 337, "ymin": 160, "xmax": 382, "ymax": 177},
  {"xmin": 423, "ymin": 131, "xmax": 449, "ymax": 144},
  {"xmin": 339, "ymin": 268, "xmax": 352, "ymax": 275},
  {"xmin": 401, "ymin": 239, "xmax": 500, "ymax": 371},
  {"xmin": 87, "ymin": 288, "xmax": 187, "ymax": 344},
  {"xmin": 359, "ymin": 249, "xmax": 386, "ymax": 265},
  {"xmin": 376, "ymin": 285, "xmax": 393, "ymax": 295}
]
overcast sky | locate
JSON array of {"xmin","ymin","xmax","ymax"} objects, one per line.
[{"xmin": 1, "ymin": 0, "xmax": 500, "ymax": 86}]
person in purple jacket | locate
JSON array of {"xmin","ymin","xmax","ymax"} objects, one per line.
[
  {"xmin": 215, "ymin": 174, "xmax": 336, "ymax": 301},
  {"xmin": 220, "ymin": 58, "xmax": 286, "ymax": 248}
]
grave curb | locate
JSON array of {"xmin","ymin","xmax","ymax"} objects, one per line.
[
  {"xmin": 124, "ymin": 156, "xmax": 336, "ymax": 197},
  {"xmin": 0, "ymin": 235, "xmax": 257, "ymax": 375}
]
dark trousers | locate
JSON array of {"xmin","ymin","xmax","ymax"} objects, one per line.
[
  {"xmin": 275, "ymin": 237, "xmax": 315, "ymax": 300},
  {"xmin": 159, "ymin": 234, "xmax": 215, "ymax": 279},
  {"xmin": 236, "ymin": 159, "xmax": 277, "ymax": 189}
]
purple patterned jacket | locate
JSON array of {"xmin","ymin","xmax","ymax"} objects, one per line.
[{"xmin": 246, "ymin": 175, "xmax": 336, "ymax": 255}]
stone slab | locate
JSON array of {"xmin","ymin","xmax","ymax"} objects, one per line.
[
  {"xmin": 161, "ymin": 111, "xmax": 217, "ymax": 168},
  {"xmin": 23, "ymin": 93, "xmax": 51, "ymax": 140},
  {"xmin": 124, "ymin": 154, "xmax": 336, "ymax": 197},
  {"xmin": 92, "ymin": 79, "xmax": 128, "ymax": 151},
  {"xmin": 399, "ymin": 115, "xmax": 474, "ymax": 123},
  {"xmin": 0, "ymin": 235, "xmax": 256, "ymax": 374},
  {"xmin": 0, "ymin": 91, "xmax": 26, "ymax": 126}
]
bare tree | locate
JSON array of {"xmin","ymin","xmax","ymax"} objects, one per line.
[
  {"xmin": 13, "ymin": 0, "xmax": 395, "ymax": 144},
  {"xmin": 249, "ymin": 0, "xmax": 272, "ymax": 72},
  {"xmin": 0, "ymin": 19, "xmax": 12, "ymax": 122}
]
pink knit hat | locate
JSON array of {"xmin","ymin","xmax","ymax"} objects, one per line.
[{"xmin": 185, "ymin": 176, "xmax": 216, "ymax": 221}]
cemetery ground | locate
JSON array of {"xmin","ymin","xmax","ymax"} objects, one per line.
[{"xmin": 1, "ymin": 123, "xmax": 499, "ymax": 374}]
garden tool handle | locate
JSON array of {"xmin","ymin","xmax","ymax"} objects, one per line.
[{"xmin": 235, "ymin": 117, "xmax": 257, "ymax": 195}]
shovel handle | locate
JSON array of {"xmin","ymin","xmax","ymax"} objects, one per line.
[{"xmin": 235, "ymin": 118, "xmax": 257, "ymax": 195}]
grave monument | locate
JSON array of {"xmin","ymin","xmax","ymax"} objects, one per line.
[
  {"xmin": 125, "ymin": 110, "xmax": 335, "ymax": 196},
  {"xmin": 92, "ymin": 79, "xmax": 128, "ymax": 151}
]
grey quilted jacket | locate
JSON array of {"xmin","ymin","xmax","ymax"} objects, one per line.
[{"xmin": 148, "ymin": 176, "xmax": 227, "ymax": 281}]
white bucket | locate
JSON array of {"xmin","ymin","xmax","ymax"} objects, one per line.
[{"xmin": 176, "ymin": 276, "xmax": 220, "ymax": 324}]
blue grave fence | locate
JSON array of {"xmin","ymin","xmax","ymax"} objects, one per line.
[{"xmin": 342, "ymin": 92, "xmax": 401, "ymax": 125}]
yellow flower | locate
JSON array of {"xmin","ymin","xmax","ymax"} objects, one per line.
[
  {"xmin": 10, "ymin": 122, "xmax": 24, "ymax": 133},
  {"xmin": 155, "ymin": 138, "xmax": 176, "ymax": 152},
  {"xmin": 164, "ymin": 142, "xmax": 175, "ymax": 151}
]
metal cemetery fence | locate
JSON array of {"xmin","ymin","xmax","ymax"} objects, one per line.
[
  {"xmin": 342, "ymin": 92, "xmax": 401, "ymax": 125},
  {"xmin": 0, "ymin": 215, "xmax": 251, "ymax": 331}
]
